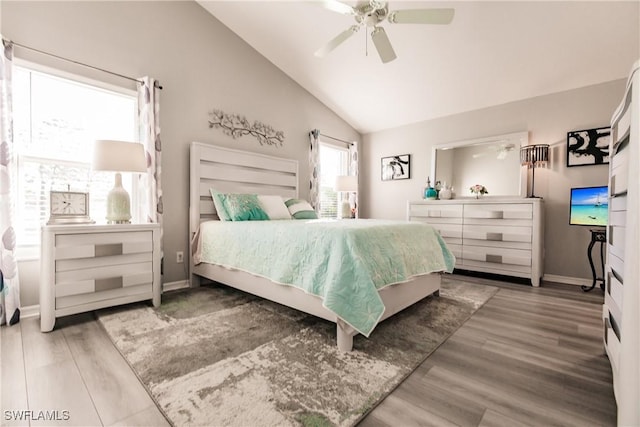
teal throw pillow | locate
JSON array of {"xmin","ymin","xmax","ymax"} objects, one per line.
[
  {"xmin": 210, "ymin": 189, "xmax": 232, "ymax": 221},
  {"xmin": 222, "ymin": 193, "xmax": 270, "ymax": 221},
  {"xmin": 285, "ymin": 199, "xmax": 318, "ymax": 219}
]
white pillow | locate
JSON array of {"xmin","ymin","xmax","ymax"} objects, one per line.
[{"xmin": 257, "ymin": 195, "xmax": 291, "ymax": 220}]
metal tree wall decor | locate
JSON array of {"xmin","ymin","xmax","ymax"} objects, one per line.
[{"xmin": 208, "ymin": 109, "xmax": 285, "ymax": 147}]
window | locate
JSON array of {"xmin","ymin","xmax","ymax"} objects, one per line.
[
  {"xmin": 12, "ymin": 64, "xmax": 137, "ymax": 254},
  {"xmin": 318, "ymin": 142, "xmax": 349, "ymax": 218}
]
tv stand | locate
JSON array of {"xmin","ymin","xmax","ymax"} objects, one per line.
[{"xmin": 582, "ymin": 228, "xmax": 606, "ymax": 292}]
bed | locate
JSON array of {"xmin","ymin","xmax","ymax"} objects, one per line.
[{"xmin": 189, "ymin": 142, "xmax": 454, "ymax": 351}]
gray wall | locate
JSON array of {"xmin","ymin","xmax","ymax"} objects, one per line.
[
  {"xmin": 361, "ymin": 79, "xmax": 627, "ymax": 281},
  {"xmin": 2, "ymin": 1, "xmax": 361, "ymax": 306}
]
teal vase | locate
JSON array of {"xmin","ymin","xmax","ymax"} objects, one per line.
[{"xmin": 425, "ymin": 187, "xmax": 437, "ymax": 200}]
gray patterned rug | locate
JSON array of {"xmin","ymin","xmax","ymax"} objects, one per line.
[{"xmin": 97, "ymin": 277, "xmax": 498, "ymax": 427}]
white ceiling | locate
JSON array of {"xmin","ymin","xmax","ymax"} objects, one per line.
[{"xmin": 197, "ymin": 1, "xmax": 640, "ymax": 134}]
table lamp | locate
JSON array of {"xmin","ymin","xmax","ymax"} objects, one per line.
[
  {"xmin": 334, "ymin": 175, "xmax": 358, "ymax": 219},
  {"xmin": 520, "ymin": 144, "xmax": 549, "ymax": 198},
  {"xmin": 92, "ymin": 140, "xmax": 147, "ymax": 224}
]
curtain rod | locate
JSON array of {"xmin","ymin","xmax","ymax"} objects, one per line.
[
  {"xmin": 5, "ymin": 39, "xmax": 163, "ymax": 90},
  {"xmin": 320, "ymin": 133, "xmax": 354, "ymax": 146}
]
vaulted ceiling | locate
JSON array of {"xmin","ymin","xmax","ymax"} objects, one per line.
[{"xmin": 198, "ymin": 1, "xmax": 640, "ymax": 134}]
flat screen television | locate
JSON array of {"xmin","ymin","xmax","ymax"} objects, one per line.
[{"xmin": 569, "ymin": 186, "xmax": 608, "ymax": 226}]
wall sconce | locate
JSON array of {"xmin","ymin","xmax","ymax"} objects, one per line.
[{"xmin": 520, "ymin": 144, "xmax": 549, "ymax": 198}]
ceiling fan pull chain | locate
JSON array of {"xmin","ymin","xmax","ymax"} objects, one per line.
[{"xmin": 365, "ymin": 29, "xmax": 368, "ymax": 56}]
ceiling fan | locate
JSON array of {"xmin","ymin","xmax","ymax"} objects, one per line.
[{"xmin": 314, "ymin": 0, "xmax": 454, "ymax": 63}]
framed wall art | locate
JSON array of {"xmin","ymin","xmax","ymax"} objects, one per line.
[
  {"xmin": 566, "ymin": 127, "xmax": 611, "ymax": 167},
  {"xmin": 381, "ymin": 154, "xmax": 411, "ymax": 181}
]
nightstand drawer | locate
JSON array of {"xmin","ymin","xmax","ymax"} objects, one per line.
[
  {"xmin": 56, "ymin": 271, "xmax": 153, "ymax": 297},
  {"xmin": 56, "ymin": 259, "xmax": 152, "ymax": 283},
  {"xmin": 54, "ymin": 231, "xmax": 152, "ymax": 260},
  {"xmin": 56, "ymin": 283, "xmax": 152, "ymax": 311},
  {"xmin": 55, "ymin": 252, "xmax": 153, "ymax": 272}
]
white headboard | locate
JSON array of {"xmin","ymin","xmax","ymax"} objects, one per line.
[{"xmin": 189, "ymin": 142, "xmax": 299, "ymax": 236}]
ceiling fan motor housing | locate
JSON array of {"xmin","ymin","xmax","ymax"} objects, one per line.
[{"xmin": 355, "ymin": 2, "xmax": 388, "ymax": 27}]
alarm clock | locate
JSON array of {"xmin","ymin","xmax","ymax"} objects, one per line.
[{"xmin": 47, "ymin": 190, "xmax": 95, "ymax": 225}]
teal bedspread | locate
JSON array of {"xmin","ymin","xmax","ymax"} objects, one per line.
[{"xmin": 194, "ymin": 219, "xmax": 455, "ymax": 337}]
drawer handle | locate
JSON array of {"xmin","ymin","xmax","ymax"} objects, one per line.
[
  {"xmin": 95, "ymin": 277, "xmax": 123, "ymax": 291},
  {"xmin": 604, "ymin": 317, "xmax": 611, "ymax": 345},
  {"xmin": 95, "ymin": 243, "xmax": 123, "ymax": 257},
  {"xmin": 486, "ymin": 254, "xmax": 503, "ymax": 264},
  {"xmin": 486, "ymin": 233, "xmax": 503, "ymax": 241},
  {"xmin": 611, "ymin": 268, "xmax": 623, "ymax": 286}
]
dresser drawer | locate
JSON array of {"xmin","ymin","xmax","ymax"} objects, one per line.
[
  {"xmin": 608, "ymin": 252, "xmax": 624, "ymax": 289},
  {"xmin": 462, "ymin": 246, "xmax": 532, "ymax": 269},
  {"xmin": 463, "ymin": 224, "xmax": 532, "ymax": 249},
  {"xmin": 603, "ymin": 305, "xmax": 620, "ymax": 374},
  {"xmin": 613, "ymin": 103, "xmax": 631, "ymax": 144},
  {"xmin": 463, "ymin": 203, "xmax": 533, "ymax": 225},
  {"xmin": 431, "ymin": 223, "xmax": 462, "ymax": 240},
  {"xmin": 409, "ymin": 204, "xmax": 463, "ymax": 220},
  {"xmin": 606, "ymin": 268, "xmax": 624, "ymax": 315},
  {"xmin": 608, "ymin": 225, "xmax": 625, "ymax": 261},
  {"xmin": 445, "ymin": 243, "xmax": 462, "ymax": 260}
]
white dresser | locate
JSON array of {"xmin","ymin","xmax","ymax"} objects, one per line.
[
  {"xmin": 408, "ymin": 198, "xmax": 544, "ymax": 286},
  {"xmin": 604, "ymin": 60, "xmax": 639, "ymax": 426},
  {"xmin": 40, "ymin": 223, "xmax": 162, "ymax": 332}
]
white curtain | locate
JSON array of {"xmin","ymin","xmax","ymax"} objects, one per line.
[
  {"xmin": 136, "ymin": 77, "xmax": 163, "ymax": 258},
  {"xmin": 349, "ymin": 140, "xmax": 359, "ymax": 218},
  {"xmin": 308, "ymin": 129, "xmax": 320, "ymax": 211},
  {"xmin": 0, "ymin": 38, "xmax": 21, "ymax": 326}
]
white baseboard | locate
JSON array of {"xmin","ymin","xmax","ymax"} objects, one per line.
[
  {"xmin": 163, "ymin": 280, "xmax": 190, "ymax": 292},
  {"xmin": 543, "ymin": 274, "xmax": 592, "ymax": 287},
  {"xmin": 20, "ymin": 304, "xmax": 40, "ymax": 319}
]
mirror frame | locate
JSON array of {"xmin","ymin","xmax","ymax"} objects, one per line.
[{"xmin": 430, "ymin": 131, "xmax": 529, "ymax": 198}]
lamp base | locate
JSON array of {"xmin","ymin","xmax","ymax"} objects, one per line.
[
  {"xmin": 339, "ymin": 200, "xmax": 351, "ymax": 219},
  {"xmin": 106, "ymin": 172, "xmax": 132, "ymax": 224}
]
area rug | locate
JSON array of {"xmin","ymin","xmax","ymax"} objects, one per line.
[{"xmin": 97, "ymin": 277, "xmax": 498, "ymax": 427}]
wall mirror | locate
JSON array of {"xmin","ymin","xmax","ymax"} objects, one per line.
[{"xmin": 430, "ymin": 131, "xmax": 528, "ymax": 197}]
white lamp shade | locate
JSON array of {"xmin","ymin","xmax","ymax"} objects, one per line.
[
  {"xmin": 92, "ymin": 140, "xmax": 147, "ymax": 173},
  {"xmin": 334, "ymin": 175, "xmax": 358, "ymax": 192}
]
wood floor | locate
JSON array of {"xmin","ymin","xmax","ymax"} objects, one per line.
[{"xmin": 1, "ymin": 275, "xmax": 616, "ymax": 427}]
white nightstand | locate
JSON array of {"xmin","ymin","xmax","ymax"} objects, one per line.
[{"xmin": 40, "ymin": 223, "xmax": 161, "ymax": 332}]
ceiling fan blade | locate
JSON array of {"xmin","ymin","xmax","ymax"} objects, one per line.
[
  {"xmin": 314, "ymin": 26, "xmax": 359, "ymax": 58},
  {"xmin": 319, "ymin": 0, "xmax": 355, "ymax": 15},
  {"xmin": 388, "ymin": 8, "xmax": 455, "ymax": 24},
  {"xmin": 370, "ymin": 27, "xmax": 396, "ymax": 63}
]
